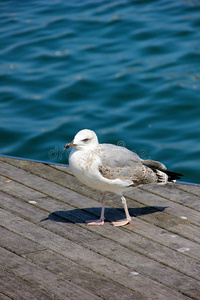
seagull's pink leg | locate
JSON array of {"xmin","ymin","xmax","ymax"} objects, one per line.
[
  {"xmin": 112, "ymin": 196, "xmax": 131, "ymax": 227},
  {"xmin": 86, "ymin": 193, "xmax": 106, "ymax": 226}
]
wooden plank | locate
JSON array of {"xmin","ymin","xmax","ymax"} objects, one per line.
[
  {"xmin": 0, "ymin": 162, "xmax": 102, "ymax": 209},
  {"xmin": 0, "ymin": 247, "xmax": 102, "ymax": 300},
  {"xmin": 0, "ymin": 169, "xmax": 197, "ymax": 268},
  {"xmin": 122, "ymin": 218, "xmax": 200, "ymax": 261},
  {"xmin": 1, "ymin": 157, "xmax": 198, "ymax": 229},
  {"xmin": 3, "ymin": 176, "xmax": 200, "ymax": 264},
  {"xmin": 0, "ymin": 196, "xmax": 199, "ymax": 299},
  {"xmin": 0, "ymin": 227, "xmax": 143, "ymax": 300},
  {"xmin": 0, "ymin": 157, "xmax": 105, "ymax": 203},
  {"xmin": 2, "ymin": 157, "xmax": 198, "ymax": 232},
  {"xmin": 0, "ymin": 174, "xmax": 45, "ymax": 200},
  {"xmin": 0, "ymin": 157, "xmax": 97, "ymax": 198},
  {"xmin": 125, "ymin": 186, "xmax": 200, "ymax": 226},
  {"xmin": 142, "ymin": 183, "xmax": 200, "ymax": 211},
  {"xmin": 1, "ymin": 189, "xmax": 200, "ymax": 283},
  {"xmin": 0, "ymin": 267, "xmax": 53, "ymax": 300},
  {"xmin": 0, "ymin": 160, "xmax": 197, "ymax": 241},
  {"xmin": 177, "ymin": 183, "xmax": 200, "ymax": 197},
  {"xmin": 25, "ymin": 249, "xmax": 145, "ymax": 300},
  {"xmin": 1, "ymin": 162, "xmax": 199, "ymax": 248},
  {"xmin": 0, "ymin": 156, "xmax": 200, "ymax": 300},
  {"xmin": 0, "ymin": 226, "xmax": 46, "ymax": 255},
  {"xmin": 1, "ymin": 170, "xmax": 198, "ymax": 264},
  {"xmin": 0, "ymin": 293, "xmax": 13, "ymax": 300},
  {"xmin": 0, "ymin": 209, "xmax": 191, "ymax": 300},
  {"xmin": 1, "ymin": 155, "xmax": 199, "ymax": 202},
  {"xmin": 0, "ymin": 168, "xmax": 199, "ymax": 264}
]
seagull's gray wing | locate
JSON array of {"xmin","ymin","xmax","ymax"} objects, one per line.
[
  {"xmin": 97, "ymin": 144, "xmax": 157, "ymax": 186},
  {"xmin": 99, "ymin": 144, "xmax": 141, "ymax": 167}
]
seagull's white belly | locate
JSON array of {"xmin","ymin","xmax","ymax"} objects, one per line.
[
  {"xmin": 69, "ymin": 149, "xmax": 132, "ymax": 194},
  {"xmin": 69, "ymin": 150, "xmax": 101, "ymax": 187}
]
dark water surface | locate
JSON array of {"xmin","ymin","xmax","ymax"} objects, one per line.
[{"xmin": 0, "ymin": 0, "xmax": 200, "ymax": 183}]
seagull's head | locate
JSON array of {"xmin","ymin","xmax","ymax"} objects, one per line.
[{"xmin": 64, "ymin": 129, "xmax": 99, "ymax": 151}]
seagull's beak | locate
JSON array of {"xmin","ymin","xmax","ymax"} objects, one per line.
[{"xmin": 64, "ymin": 141, "xmax": 74, "ymax": 149}]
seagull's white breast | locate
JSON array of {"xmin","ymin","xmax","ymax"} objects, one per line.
[{"xmin": 69, "ymin": 148, "xmax": 133, "ymax": 194}]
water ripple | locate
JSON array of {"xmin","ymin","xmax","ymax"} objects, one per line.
[{"xmin": 0, "ymin": 0, "xmax": 200, "ymax": 183}]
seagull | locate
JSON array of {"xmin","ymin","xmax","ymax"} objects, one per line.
[{"xmin": 64, "ymin": 129, "xmax": 183, "ymax": 227}]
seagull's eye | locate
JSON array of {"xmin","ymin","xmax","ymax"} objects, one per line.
[{"xmin": 83, "ymin": 138, "xmax": 89, "ymax": 143}]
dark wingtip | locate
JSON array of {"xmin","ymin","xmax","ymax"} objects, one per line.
[{"xmin": 164, "ymin": 170, "xmax": 183, "ymax": 181}]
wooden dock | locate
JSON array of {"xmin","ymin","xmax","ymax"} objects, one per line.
[{"xmin": 0, "ymin": 155, "xmax": 200, "ymax": 300}]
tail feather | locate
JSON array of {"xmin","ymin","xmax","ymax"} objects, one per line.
[
  {"xmin": 162, "ymin": 170, "xmax": 183, "ymax": 182},
  {"xmin": 142, "ymin": 159, "xmax": 183, "ymax": 183}
]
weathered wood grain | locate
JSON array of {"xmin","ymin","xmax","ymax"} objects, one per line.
[
  {"xmin": 0, "ymin": 226, "xmax": 143, "ymax": 299},
  {"xmin": 1, "ymin": 189, "xmax": 200, "ymax": 283},
  {"xmin": 0, "ymin": 267, "xmax": 54, "ymax": 300},
  {"xmin": 1, "ymin": 208, "xmax": 190, "ymax": 299},
  {"xmin": 0, "ymin": 292, "xmax": 14, "ymax": 300},
  {"xmin": 177, "ymin": 183, "xmax": 200, "ymax": 197},
  {"xmin": 0, "ymin": 247, "xmax": 102, "ymax": 300},
  {"xmin": 0, "ymin": 155, "xmax": 199, "ymax": 300},
  {"xmin": 141, "ymin": 183, "xmax": 200, "ymax": 211},
  {"xmin": 26, "ymin": 249, "xmax": 145, "ymax": 300}
]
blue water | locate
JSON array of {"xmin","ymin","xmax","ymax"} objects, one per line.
[{"xmin": 0, "ymin": 0, "xmax": 200, "ymax": 183}]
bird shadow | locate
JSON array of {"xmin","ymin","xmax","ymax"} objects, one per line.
[{"xmin": 40, "ymin": 206, "xmax": 168, "ymax": 224}]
